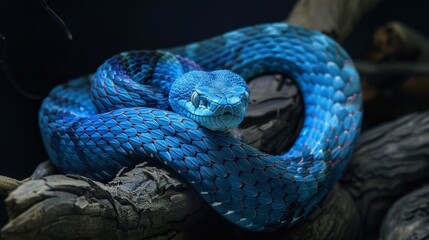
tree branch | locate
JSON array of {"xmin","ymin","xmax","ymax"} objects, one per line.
[
  {"xmin": 341, "ymin": 111, "xmax": 429, "ymax": 240},
  {"xmin": 285, "ymin": 0, "xmax": 382, "ymax": 42},
  {"xmin": 380, "ymin": 186, "xmax": 429, "ymax": 240},
  {"xmin": 1, "ymin": 163, "xmax": 207, "ymax": 240}
]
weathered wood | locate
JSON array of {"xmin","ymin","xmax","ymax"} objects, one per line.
[
  {"xmin": 285, "ymin": 0, "xmax": 382, "ymax": 42},
  {"xmin": 341, "ymin": 110, "xmax": 429, "ymax": 240},
  {"xmin": 29, "ymin": 160, "xmax": 58, "ymax": 180},
  {"xmin": 1, "ymin": 162, "xmax": 208, "ymax": 240},
  {"xmin": 380, "ymin": 186, "xmax": 429, "ymax": 240},
  {"xmin": 0, "ymin": 176, "xmax": 23, "ymax": 195}
]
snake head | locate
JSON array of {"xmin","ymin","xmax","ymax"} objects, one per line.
[{"xmin": 169, "ymin": 70, "xmax": 250, "ymax": 131}]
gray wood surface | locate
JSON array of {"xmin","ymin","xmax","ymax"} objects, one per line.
[
  {"xmin": 380, "ymin": 186, "xmax": 429, "ymax": 240},
  {"xmin": 341, "ymin": 111, "xmax": 429, "ymax": 240}
]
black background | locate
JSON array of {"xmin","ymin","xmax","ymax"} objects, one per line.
[{"xmin": 1, "ymin": 0, "xmax": 429, "ymax": 228}]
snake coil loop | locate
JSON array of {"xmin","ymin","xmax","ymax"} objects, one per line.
[{"xmin": 39, "ymin": 23, "xmax": 362, "ymax": 231}]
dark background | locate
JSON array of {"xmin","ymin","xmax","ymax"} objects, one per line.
[{"xmin": 1, "ymin": 0, "xmax": 429, "ymax": 228}]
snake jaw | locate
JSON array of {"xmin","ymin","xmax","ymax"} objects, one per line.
[{"xmin": 175, "ymin": 95, "xmax": 247, "ymax": 131}]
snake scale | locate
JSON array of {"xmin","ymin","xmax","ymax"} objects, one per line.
[{"xmin": 39, "ymin": 23, "xmax": 362, "ymax": 231}]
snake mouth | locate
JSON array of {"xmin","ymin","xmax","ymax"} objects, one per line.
[{"xmin": 195, "ymin": 112, "xmax": 245, "ymax": 131}]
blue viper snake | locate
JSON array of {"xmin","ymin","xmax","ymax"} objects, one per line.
[{"xmin": 39, "ymin": 23, "xmax": 362, "ymax": 231}]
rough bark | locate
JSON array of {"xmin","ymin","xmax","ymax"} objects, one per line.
[
  {"xmin": 0, "ymin": 177, "xmax": 22, "ymax": 196},
  {"xmin": 341, "ymin": 111, "xmax": 429, "ymax": 240},
  {"xmin": 1, "ymin": 163, "xmax": 207, "ymax": 240},
  {"xmin": 380, "ymin": 186, "xmax": 429, "ymax": 240},
  {"xmin": 285, "ymin": 0, "xmax": 382, "ymax": 42}
]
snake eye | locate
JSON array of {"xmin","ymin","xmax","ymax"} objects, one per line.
[{"xmin": 191, "ymin": 92, "xmax": 200, "ymax": 108}]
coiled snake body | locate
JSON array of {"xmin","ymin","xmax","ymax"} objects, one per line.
[{"xmin": 39, "ymin": 23, "xmax": 362, "ymax": 231}]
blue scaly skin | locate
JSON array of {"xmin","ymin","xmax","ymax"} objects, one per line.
[{"xmin": 39, "ymin": 23, "xmax": 362, "ymax": 231}]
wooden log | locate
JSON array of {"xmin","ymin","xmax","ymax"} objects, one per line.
[
  {"xmin": 0, "ymin": 176, "xmax": 22, "ymax": 195},
  {"xmin": 380, "ymin": 186, "xmax": 429, "ymax": 240},
  {"xmin": 1, "ymin": 163, "xmax": 208, "ymax": 240},
  {"xmin": 341, "ymin": 110, "xmax": 429, "ymax": 240},
  {"xmin": 285, "ymin": 0, "xmax": 382, "ymax": 42}
]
